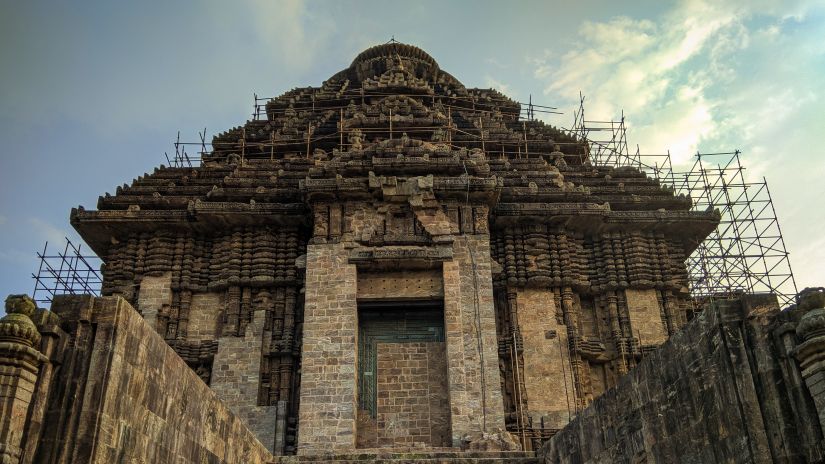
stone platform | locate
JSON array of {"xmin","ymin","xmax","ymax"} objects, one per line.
[{"xmin": 272, "ymin": 450, "xmax": 537, "ymax": 464}]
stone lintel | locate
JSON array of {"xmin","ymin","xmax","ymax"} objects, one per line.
[{"xmin": 349, "ymin": 245, "xmax": 453, "ymax": 265}]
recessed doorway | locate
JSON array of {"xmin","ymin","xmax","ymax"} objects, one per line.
[{"xmin": 356, "ymin": 300, "xmax": 451, "ymax": 448}]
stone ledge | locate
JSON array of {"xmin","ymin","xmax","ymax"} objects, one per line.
[{"xmin": 272, "ymin": 450, "xmax": 537, "ymax": 463}]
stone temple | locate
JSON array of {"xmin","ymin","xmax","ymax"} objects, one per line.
[{"xmin": 3, "ymin": 43, "xmax": 825, "ymax": 463}]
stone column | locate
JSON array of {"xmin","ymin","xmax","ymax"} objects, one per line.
[
  {"xmin": 0, "ymin": 295, "xmax": 47, "ymax": 464},
  {"xmin": 297, "ymin": 243, "xmax": 358, "ymax": 453},
  {"xmin": 442, "ymin": 236, "xmax": 506, "ymax": 446},
  {"xmin": 794, "ymin": 288, "xmax": 825, "ymax": 433}
]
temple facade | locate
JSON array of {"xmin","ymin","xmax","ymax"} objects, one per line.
[{"xmin": 65, "ymin": 43, "xmax": 721, "ymax": 455}]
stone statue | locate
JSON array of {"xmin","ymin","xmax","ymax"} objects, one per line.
[
  {"xmin": 550, "ymin": 144, "xmax": 567, "ymax": 169},
  {"xmin": 348, "ymin": 128, "xmax": 364, "ymax": 151}
]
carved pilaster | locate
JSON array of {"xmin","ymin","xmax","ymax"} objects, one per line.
[
  {"xmin": 605, "ymin": 292, "xmax": 628, "ymax": 375},
  {"xmin": 561, "ymin": 287, "xmax": 587, "ymax": 410},
  {"xmin": 794, "ymin": 288, "xmax": 825, "ymax": 433},
  {"xmin": 0, "ymin": 295, "xmax": 47, "ymax": 464}
]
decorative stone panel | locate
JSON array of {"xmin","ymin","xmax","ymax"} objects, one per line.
[{"xmin": 357, "ymin": 270, "xmax": 444, "ymax": 300}]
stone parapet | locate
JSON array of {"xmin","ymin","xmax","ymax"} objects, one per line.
[
  {"xmin": 539, "ymin": 292, "xmax": 825, "ymax": 464},
  {"xmin": 19, "ymin": 294, "xmax": 273, "ymax": 463}
]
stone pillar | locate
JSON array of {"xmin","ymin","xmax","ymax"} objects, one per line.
[
  {"xmin": 297, "ymin": 243, "xmax": 358, "ymax": 453},
  {"xmin": 0, "ymin": 295, "xmax": 47, "ymax": 464},
  {"xmin": 794, "ymin": 288, "xmax": 825, "ymax": 433},
  {"xmin": 19, "ymin": 307, "xmax": 62, "ymax": 464},
  {"xmin": 442, "ymin": 236, "xmax": 506, "ymax": 445}
]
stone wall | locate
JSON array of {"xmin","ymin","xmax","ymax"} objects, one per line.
[
  {"xmin": 516, "ymin": 288, "xmax": 576, "ymax": 430},
  {"xmin": 372, "ymin": 341, "xmax": 450, "ymax": 447},
  {"xmin": 540, "ymin": 294, "xmax": 825, "ymax": 464},
  {"xmin": 625, "ymin": 288, "xmax": 668, "ymax": 347},
  {"xmin": 136, "ymin": 272, "xmax": 172, "ymax": 330},
  {"xmin": 210, "ymin": 309, "xmax": 277, "ymax": 453},
  {"xmin": 187, "ymin": 292, "xmax": 223, "ymax": 342},
  {"xmin": 30, "ymin": 295, "xmax": 273, "ymax": 464}
]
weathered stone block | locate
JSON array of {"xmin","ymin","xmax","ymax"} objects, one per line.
[{"xmin": 516, "ymin": 288, "xmax": 576, "ymax": 430}]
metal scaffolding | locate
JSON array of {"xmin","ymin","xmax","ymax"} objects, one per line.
[
  {"xmin": 158, "ymin": 91, "xmax": 797, "ymax": 307},
  {"xmin": 565, "ymin": 94, "xmax": 798, "ymax": 307},
  {"xmin": 163, "ymin": 129, "xmax": 204, "ymax": 168},
  {"xmin": 31, "ymin": 238, "xmax": 102, "ymax": 306},
  {"xmin": 675, "ymin": 152, "xmax": 797, "ymax": 307}
]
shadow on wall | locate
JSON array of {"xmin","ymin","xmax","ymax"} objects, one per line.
[
  {"xmin": 539, "ymin": 289, "xmax": 825, "ymax": 464},
  {"xmin": 0, "ymin": 294, "xmax": 274, "ymax": 464}
]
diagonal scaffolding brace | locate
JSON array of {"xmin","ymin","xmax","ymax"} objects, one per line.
[
  {"xmin": 32, "ymin": 237, "xmax": 103, "ymax": 306},
  {"xmin": 565, "ymin": 96, "xmax": 797, "ymax": 307}
]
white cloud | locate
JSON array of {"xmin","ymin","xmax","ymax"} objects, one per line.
[
  {"xmin": 533, "ymin": 0, "xmax": 825, "ymax": 295},
  {"xmin": 484, "ymin": 76, "xmax": 512, "ymax": 95},
  {"xmin": 535, "ymin": 0, "xmax": 752, "ymax": 158},
  {"xmin": 244, "ymin": 0, "xmax": 336, "ymax": 72},
  {"xmin": 485, "ymin": 57, "xmax": 507, "ymax": 69},
  {"xmin": 535, "ymin": 0, "xmax": 825, "ymax": 161},
  {"xmin": 27, "ymin": 217, "xmax": 69, "ymax": 246}
]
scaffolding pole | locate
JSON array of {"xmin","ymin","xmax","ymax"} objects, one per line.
[
  {"xmin": 163, "ymin": 89, "xmax": 797, "ymax": 308},
  {"xmin": 32, "ymin": 238, "xmax": 103, "ymax": 306},
  {"xmin": 564, "ymin": 95, "xmax": 797, "ymax": 307}
]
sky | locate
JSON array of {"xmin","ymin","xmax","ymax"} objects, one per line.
[{"xmin": 1, "ymin": 0, "xmax": 823, "ymax": 303}]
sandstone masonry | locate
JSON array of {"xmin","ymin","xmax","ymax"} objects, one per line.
[
  {"xmin": 66, "ymin": 42, "xmax": 721, "ymax": 455},
  {"xmin": 540, "ymin": 291, "xmax": 825, "ymax": 463}
]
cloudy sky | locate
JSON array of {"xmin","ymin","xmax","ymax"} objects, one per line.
[{"xmin": 1, "ymin": 0, "xmax": 823, "ymax": 301}]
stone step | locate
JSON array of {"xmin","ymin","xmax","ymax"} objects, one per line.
[
  {"xmin": 271, "ymin": 450, "xmax": 538, "ymax": 464},
  {"xmin": 272, "ymin": 459, "xmax": 537, "ymax": 464}
]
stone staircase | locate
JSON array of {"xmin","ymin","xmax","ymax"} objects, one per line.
[{"xmin": 271, "ymin": 450, "xmax": 539, "ymax": 463}]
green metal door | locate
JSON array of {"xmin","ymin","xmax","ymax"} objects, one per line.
[{"xmin": 357, "ymin": 301, "xmax": 444, "ymax": 418}]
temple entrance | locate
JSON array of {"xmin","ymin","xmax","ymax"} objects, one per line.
[{"xmin": 356, "ymin": 301, "xmax": 451, "ymax": 448}]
